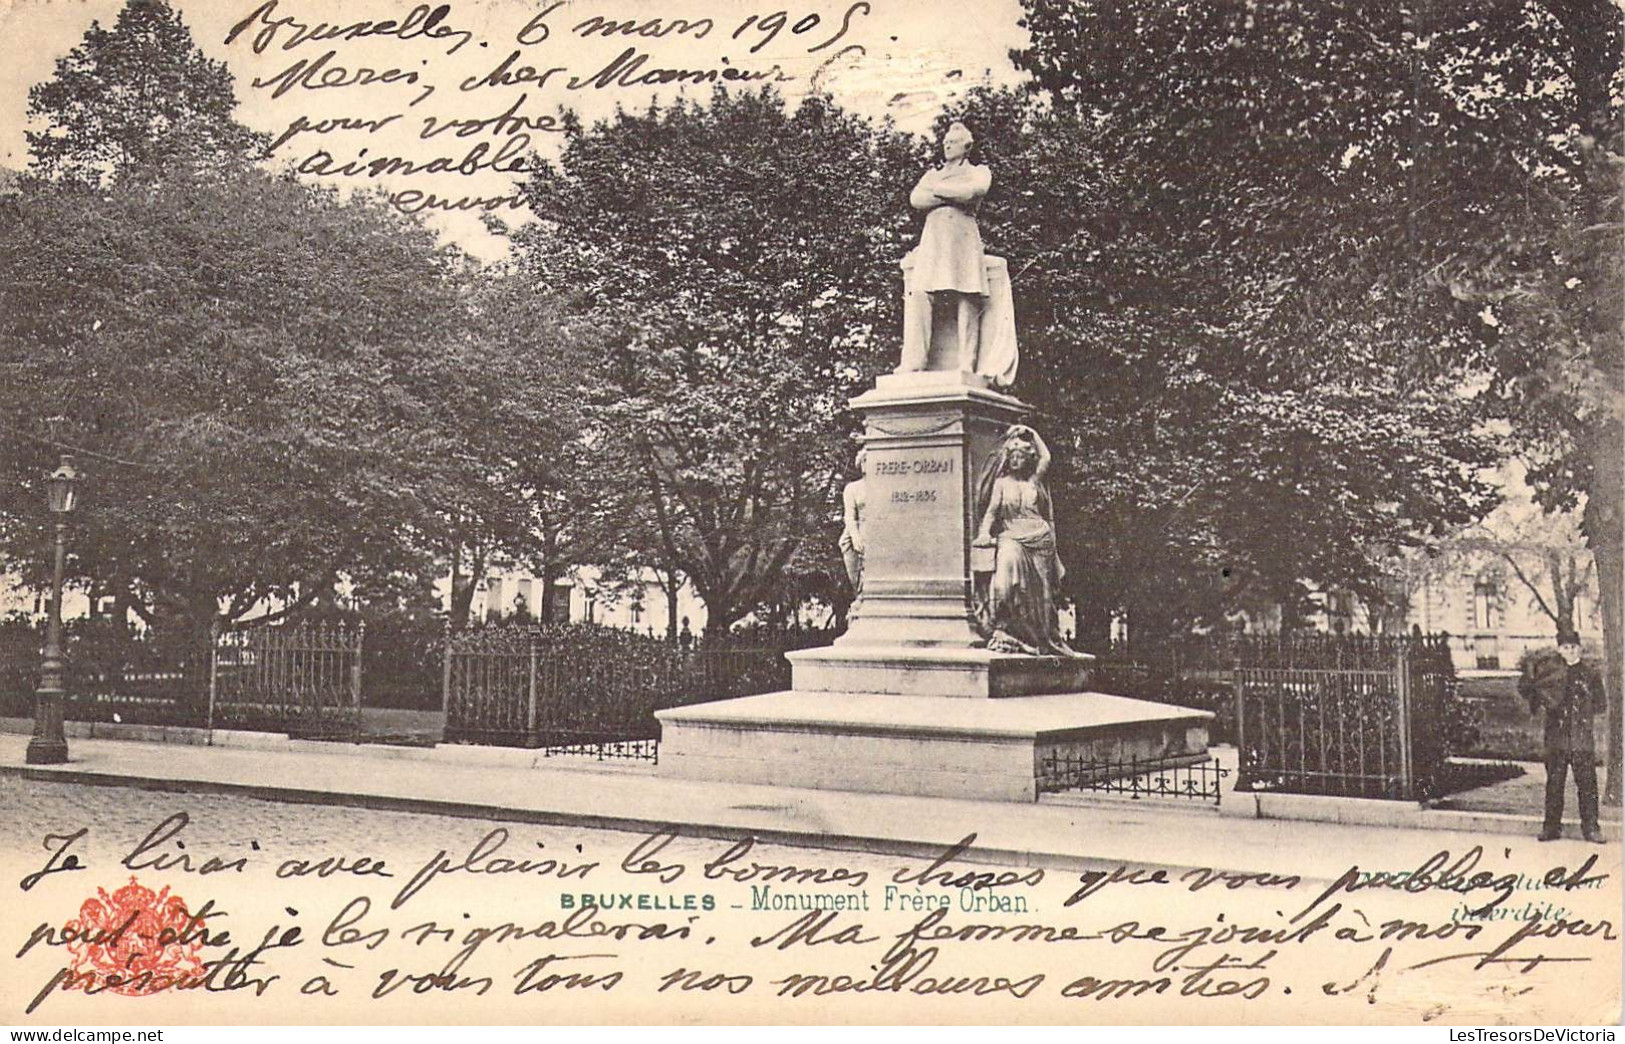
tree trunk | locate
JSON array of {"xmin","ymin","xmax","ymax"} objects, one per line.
[
  {"xmin": 1073, "ymin": 597, "xmax": 1113, "ymax": 651},
  {"xmin": 1546, "ymin": 548, "xmax": 1578, "ymax": 635},
  {"xmin": 1277, "ymin": 585, "xmax": 1310, "ymax": 634},
  {"xmin": 448, "ymin": 540, "xmax": 466, "ymax": 631},
  {"xmin": 538, "ymin": 560, "xmax": 563, "ymax": 625},
  {"xmin": 448, "ymin": 539, "xmax": 484, "ymax": 632},
  {"xmin": 702, "ymin": 595, "xmax": 743, "ymax": 639},
  {"xmin": 177, "ymin": 600, "xmax": 219, "ymax": 711},
  {"xmin": 1600, "ymin": 540, "xmax": 1622, "ymax": 805},
  {"xmin": 661, "ymin": 568, "xmax": 681, "ymax": 641},
  {"xmin": 538, "ymin": 574, "xmax": 554, "ymax": 624},
  {"xmin": 113, "ymin": 587, "xmax": 137, "ymax": 632},
  {"xmin": 537, "ymin": 522, "xmax": 560, "ymax": 625},
  {"xmin": 1584, "ymin": 421, "xmax": 1623, "ymax": 805}
]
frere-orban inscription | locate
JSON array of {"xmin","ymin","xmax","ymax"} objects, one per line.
[
  {"xmin": 874, "ymin": 456, "xmax": 955, "ymax": 508},
  {"xmin": 872, "ymin": 457, "xmax": 955, "ymax": 476}
]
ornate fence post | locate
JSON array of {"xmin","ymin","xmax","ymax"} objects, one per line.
[
  {"xmin": 441, "ymin": 619, "xmax": 453, "ymax": 718},
  {"xmin": 527, "ymin": 632, "xmax": 539, "ymax": 742},
  {"xmin": 207, "ymin": 619, "xmax": 220, "ymax": 741},
  {"xmin": 1233, "ymin": 668, "xmax": 1250, "ymax": 791},
  {"xmin": 1395, "ymin": 645, "xmax": 1415, "ymax": 801},
  {"xmin": 352, "ymin": 620, "xmax": 366, "ymax": 723}
]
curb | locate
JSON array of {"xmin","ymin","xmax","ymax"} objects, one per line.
[
  {"xmin": 5, "ymin": 718, "xmax": 1613, "ymax": 843},
  {"xmin": 0, "ymin": 761, "xmax": 1135, "ymax": 878}
]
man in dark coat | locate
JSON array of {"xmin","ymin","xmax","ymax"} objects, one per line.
[{"xmin": 1520, "ymin": 629, "xmax": 1608, "ymax": 842}]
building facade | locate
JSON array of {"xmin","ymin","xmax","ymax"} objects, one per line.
[{"xmin": 440, "ymin": 564, "xmax": 709, "ymax": 636}]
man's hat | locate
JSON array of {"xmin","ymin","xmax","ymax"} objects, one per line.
[{"xmin": 1557, "ymin": 626, "xmax": 1582, "ymax": 646}]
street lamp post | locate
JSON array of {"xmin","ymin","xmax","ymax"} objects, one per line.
[{"xmin": 26, "ymin": 455, "xmax": 80, "ymax": 766}]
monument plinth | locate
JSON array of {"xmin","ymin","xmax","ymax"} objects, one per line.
[
  {"xmin": 657, "ymin": 121, "xmax": 1210, "ymax": 802},
  {"xmin": 788, "ymin": 372, "xmax": 1092, "ymax": 698},
  {"xmin": 830, "ymin": 373, "xmax": 1026, "ymax": 651}
]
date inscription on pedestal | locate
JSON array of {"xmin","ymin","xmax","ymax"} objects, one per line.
[{"xmin": 873, "ymin": 457, "xmax": 955, "ymax": 508}]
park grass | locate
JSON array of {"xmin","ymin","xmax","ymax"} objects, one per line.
[{"xmin": 1459, "ymin": 674, "xmax": 1606, "ymax": 765}]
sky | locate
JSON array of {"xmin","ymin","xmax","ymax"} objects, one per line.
[{"xmin": 0, "ymin": 0, "xmax": 1032, "ymax": 256}]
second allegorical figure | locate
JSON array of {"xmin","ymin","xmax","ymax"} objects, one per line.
[{"xmin": 973, "ymin": 425, "xmax": 1081, "ymax": 657}]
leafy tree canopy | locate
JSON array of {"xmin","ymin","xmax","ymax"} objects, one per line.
[
  {"xmin": 939, "ymin": 86, "xmax": 1499, "ymax": 635},
  {"xmin": 0, "ymin": 166, "xmax": 479, "ymax": 635},
  {"xmin": 26, "ymin": 0, "xmax": 266, "ymax": 185},
  {"xmin": 510, "ymin": 88, "xmax": 925, "ymax": 631},
  {"xmin": 1008, "ymin": 0, "xmax": 1622, "ymax": 792}
]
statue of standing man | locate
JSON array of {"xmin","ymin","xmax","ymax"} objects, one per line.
[
  {"xmin": 898, "ymin": 122, "xmax": 1018, "ymax": 386},
  {"xmin": 908, "ymin": 122, "xmax": 990, "ymax": 370}
]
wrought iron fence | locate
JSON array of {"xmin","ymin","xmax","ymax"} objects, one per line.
[
  {"xmin": 210, "ymin": 621, "xmax": 363, "ymax": 739},
  {"xmin": 1092, "ymin": 632, "xmax": 1456, "ymax": 672},
  {"xmin": 1234, "ymin": 642, "xmax": 1455, "ymax": 800},
  {"xmin": 442, "ymin": 624, "xmax": 793, "ymax": 759},
  {"xmin": 1087, "ymin": 633, "xmax": 1465, "ymax": 790},
  {"xmin": 1038, "ymin": 751, "xmax": 1228, "ymax": 805},
  {"xmin": 0, "ymin": 618, "xmax": 205, "ymax": 725}
]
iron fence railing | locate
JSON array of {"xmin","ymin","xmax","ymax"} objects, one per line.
[
  {"xmin": 442, "ymin": 625, "xmax": 793, "ymax": 759},
  {"xmin": 1038, "ymin": 751, "xmax": 1228, "ymax": 805},
  {"xmin": 1234, "ymin": 645, "xmax": 1453, "ymax": 800},
  {"xmin": 210, "ymin": 621, "xmax": 363, "ymax": 738},
  {"xmin": 1085, "ymin": 634, "xmax": 1462, "ymax": 798}
]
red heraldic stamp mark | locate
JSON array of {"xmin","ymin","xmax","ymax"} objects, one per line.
[{"xmin": 64, "ymin": 877, "xmax": 207, "ymax": 995}]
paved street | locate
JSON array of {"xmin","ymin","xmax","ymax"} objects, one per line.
[{"xmin": 3, "ymin": 773, "xmax": 910, "ymax": 884}]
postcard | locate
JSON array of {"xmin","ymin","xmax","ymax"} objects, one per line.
[{"xmin": 1, "ymin": 0, "xmax": 1620, "ymax": 1027}]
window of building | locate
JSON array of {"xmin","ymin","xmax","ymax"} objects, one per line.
[
  {"xmin": 1472, "ymin": 579, "xmax": 1499, "ymax": 631},
  {"xmin": 549, "ymin": 585, "xmax": 573, "ymax": 624}
]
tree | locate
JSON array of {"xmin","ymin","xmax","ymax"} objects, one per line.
[
  {"xmin": 1431, "ymin": 466, "xmax": 1599, "ymax": 637},
  {"xmin": 1463, "ymin": 518, "xmax": 1596, "ymax": 641},
  {"xmin": 934, "ymin": 86, "xmax": 1499, "ymax": 640},
  {"xmin": 435, "ymin": 266, "xmax": 607, "ymax": 630},
  {"xmin": 0, "ymin": 166, "xmax": 472, "ymax": 646},
  {"xmin": 1010, "ymin": 0, "xmax": 1623, "ymax": 795},
  {"xmin": 510, "ymin": 89, "xmax": 924, "ymax": 632},
  {"xmin": 25, "ymin": 0, "xmax": 266, "ymax": 185}
]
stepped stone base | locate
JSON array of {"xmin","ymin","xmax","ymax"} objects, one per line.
[
  {"xmin": 654, "ymin": 365, "xmax": 1213, "ymax": 802},
  {"xmin": 787, "ymin": 644, "xmax": 1092, "ymax": 698},
  {"xmin": 656, "ymin": 690, "xmax": 1212, "ymax": 802}
]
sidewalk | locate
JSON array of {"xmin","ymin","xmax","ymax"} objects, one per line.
[{"xmin": 2, "ymin": 731, "xmax": 1616, "ymax": 883}]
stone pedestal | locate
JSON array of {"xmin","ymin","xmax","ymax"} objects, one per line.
[
  {"xmin": 659, "ymin": 692, "xmax": 1210, "ymax": 803},
  {"xmin": 789, "ymin": 370, "xmax": 1090, "ymax": 700},
  {"xmin": 656, "ymin": 370, "xmax": 1212, "ymax": 802},
  {"xmin": 831, "ymin": 371, "xmax": 1022, "ymax": 650}
]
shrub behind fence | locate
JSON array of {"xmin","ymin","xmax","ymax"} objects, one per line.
[
  {"xmin": 0, "ymin": 617, "xmax": 205, "ymax": 725},
  {"xmin": 443, "ymin": 624, "xmax": 796, "ymax": 759},
  {"xmin": 1089, "ymin": 633, "xmax": 1464, "ymax": 799}
]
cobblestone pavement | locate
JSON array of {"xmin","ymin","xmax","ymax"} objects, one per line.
[{"xmin": 3, "ymin": 773, "xmax": 905, "ymax": 881}]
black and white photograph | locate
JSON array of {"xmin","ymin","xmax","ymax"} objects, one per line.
[{"xmin": 0, "ymin": 0, "xmax": 1620, "ymax": 1028}]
